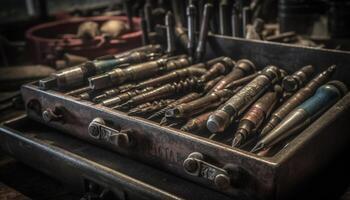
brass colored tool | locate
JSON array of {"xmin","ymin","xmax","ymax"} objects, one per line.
[
  {"xmin": 207, "ymin": 65, "xmax": 282, "ymax": 133},
  {"xmin": 89, "ymin": 55, "xmax": 191, "ymax": 90},
  {"xmin": 232, "ymin": 85, "xmax": 283, "ymax": 147},
  {"xmin": 119, "ymin": 78, "xmax": 202, "ymax": 110},
  {"xmin": 209, "ymin": 59, "xmax": 256, "ymax": 93},
  {"xmin": 166, "ymin": 89, "xmax": 233, "ymax": 118}
]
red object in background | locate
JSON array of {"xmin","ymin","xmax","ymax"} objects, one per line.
[{"xmin": 26, "ymin": 16, "xmax": 142, "ymax": 66}]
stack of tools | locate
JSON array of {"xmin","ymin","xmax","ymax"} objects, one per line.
[{"xmin": 38, "ymin": 37, "xmax": 347, "ymax": 157}]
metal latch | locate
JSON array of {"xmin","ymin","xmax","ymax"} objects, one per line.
[
  {"xmin": 183, "ymin": 152, "xmax": 243, "ymax": 190},
  {"xmin": 88, "ymin": 118, "xmax": 131, "ymax": 147}
]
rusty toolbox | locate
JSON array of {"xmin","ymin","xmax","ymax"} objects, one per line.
[
  {"xmin": 0, "ymin": 115, "xmax": 233, "ymax": 200},
  {"xmin": 20, "ymin": 33, "xmax": 350, "ymax": 200}
]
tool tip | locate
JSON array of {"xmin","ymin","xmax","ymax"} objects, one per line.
[
  {"xmin": 231, "ymin": 134, "xmax": 243, "ymax": 147},
  {"xmin": 251, "ymin": 142, "xmax": 265, "ymax": 153}
]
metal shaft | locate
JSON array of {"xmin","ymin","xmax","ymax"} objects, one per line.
[
  {"xmin": 89, "ymin": 56, "xmax": 191, "ymax": 90},
  {"xmin": 225, "ymin": 71, "xmax": 260, "ymax": 90},
  {"xmin": 166, "ymin": 89, "xmax": 233, "ymax": 118},
  {"xmin": 119, "ymin": 78, "xmax": 201, "ymax": 109},
  {"xmin": 195, "ymin": 3, "xmax": 213, "ymax": 62},
  {"xmin": 187, "ymin": 3, "xmax": 197, "ymax": 57},
  {"xmin": 166, "ymin": 11, "xmax": 176, "ymax": 55},
  {"xmin": 219, "ymin": 0, "xmax": 230, "ymax": 35},
  {"xmin": 148, "ymin": 92, "xmax": 202, "ymax": 120},
  {"xmin": 231, "ymin": 5, "xmax": 240, "ymax": 37},
  {"xmin": 209, "ymin": 59, "xmax": 256, "ymax": 93},
  {"xmin": 144, "ymin": 2, "xmax": 153, "ymax": 32},
  {"xmin": 101, "ymin": 87, "xmax": 153, "ymax": 107}
]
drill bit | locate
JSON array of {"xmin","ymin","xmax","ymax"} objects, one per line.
[
  {"xmin": 148, "ymin": 92, "xmax": 201, "ymax": 120},
  {"xmin": 128, "ymin": 99, "xmax": 176, "ymax": 116},
  {"xmin": 166, "ymin": 89, "xmax": 233, "ymax": 118},
  {"xmin": 186, "ymin": 3, "xmax": 197, "ymax": 57},
  {"xmin": 132, "ymin": 67, "xmax": 206, "ymax": 90},
  {"xmin": 181, "ymin": 111, "xmax": 213, "ymax": 132},
  {"xmin": 282, "ymin": 65, "xmax": 315, "ymax": 93},
  {"xmin": 199, "ymin": 57, "xmax": 235, "ymax": 82},
  {"xmin": 89, "ymin": 55, "xmax": 191, "ymax": 90},
  {"xmin": 232, "ymin": 85, "xmax": 283, "ymax": 147},
  {"xmin": 260, "ymin": 65, "xmax": 337, "ymax": 137},
  {"xmin": 252, "ymin": 80, "xmax": 347, "ymax": 153},
  {"xmin": 209, "ymin": 59, "xmax": 256, "ymax": 93},
  {"xmin": 207, "ymin": 65, "xmax": 282, "ymax": 133},
  {"xmin": 119, "ymin": 78, "xmax": 201, "ymax": 110},
  {"xmin": 225, "ymin": 71, "xmax": 260, "ymax": 90},
  {"xmin": 195, "ymin": 3, "xmax": 213, "ymax": 62},
  {"xmin": 165, "ymin": 11, "xmax": 176, "ymax": 55},
  {"xmin": 101, "ymin": 87, "xmax": 153, "ymax": 107},
  {"xmin": 91, "ymin": 83, "xmax": 135, "ymax": 103}
]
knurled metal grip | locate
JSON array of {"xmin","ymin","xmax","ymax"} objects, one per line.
[
  {"xmin": 183, "ymin": 152, "xmax": 235, "ymax": 190},
  {"xmin": 88, "ymin": 118, "xmax": 131, "ymax": 148}
]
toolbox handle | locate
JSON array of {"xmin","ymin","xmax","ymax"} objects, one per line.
[
  {"xmin": 183, "ymin": 152, "xmax": 245, "ymax": 190},
  {"xmin": 88, "ymin": 118, "xmax": 131, "ymax": 148}
]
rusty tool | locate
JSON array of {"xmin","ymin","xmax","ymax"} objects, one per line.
[
  {"xmin": 118, "ymin": 77, "xmax": 202, "ymax": 110},
  {"xmin": 166, "ymin": 89, "xmax": 233, "ymax": 119},
  {"xmin": 260, "ymin": 65, "xmax": 337, "ymax": 137},
  {"xmin": 200, "ymin": 57, "xmax": 235, "ymax": 82},
  {"xmin": 209, "ymin": 59, "xmax": 256, "ymax": 93},
  {"xmin": 207, "ymin": 65, "xmax": 282, "ymax": 133},
  {"xmin": 89, "ymin": 55, "xmax": 191, "ymax": 90},
  {"xmin": 253, "ymin": 80, "xmax": 347, "ymax": 153},
  {"xmin": 232, "ymin": 85, "xmax": 283, "ymax": 147},
  {"xmin": 101, "ymin": 87, "xmax": 154, "ymax": 107},
  {"xmin": 181, "ymin": 111, "xmax": 213, "ymax": 133},
  {"xmin": 148, "ymin": 92, "xmax": 202, "ymax": 120}
]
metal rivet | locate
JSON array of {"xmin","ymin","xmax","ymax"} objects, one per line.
[
  {"xmin": 214, "ymin": 174, "xmax": 231, "ymax": 190},
  {"xmin": 183, "ymin": 158, "xmax": 198, "ymax": 173}
]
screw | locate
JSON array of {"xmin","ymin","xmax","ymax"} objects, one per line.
[
  {"xmin": 214, "ymin": 174, "xmax": 231, "ymax": 190},
  {"xmin": 183, "ymin": 158, "xmax": 198, "ymax": 173},
  {"xmin": 88, "ymin": 124, "xmax": 100, "ymax": 139}
]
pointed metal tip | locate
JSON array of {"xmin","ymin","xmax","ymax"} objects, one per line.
[
  {"xmin": 159, "ymin": 117, "xmax": 168, "ymax": 126},
  {"xmin": 231, "ymin": 134, "xmax": 243, "ymax": 147},
  {"xmin": 168, "ymin": 123, "xmax": 177, "ymax": 127},
  {"xmin": 251, "ymin": 142, "xmax": 265, "ymax": 153}
]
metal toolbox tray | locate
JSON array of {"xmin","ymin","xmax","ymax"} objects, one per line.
[
  {"xmin": 21, "ymin": 34, "xmax": 350, "ymax": 199},
  {"xmin": 0, "ymin": 115, "xmax": 232, "ymax": 200}
]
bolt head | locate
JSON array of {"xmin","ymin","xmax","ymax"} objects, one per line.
[
  {"xmin": 88, "ymin": 124, "xmax": 100, "ymax": 139},
  {"xmin": 183, "ymin": 158, "xmax": 198, "ymax": 173},
  {"xmin": 214, "ymin": 174, "xmax": 231, "ymax": 190},
  {"xmin": 42, "ymin": 110, "xmax": 52, "ymax": 122}
]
